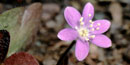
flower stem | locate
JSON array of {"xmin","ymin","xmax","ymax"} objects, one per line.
[{"xmin": 56, "ymin": 41, "xmax": 76, "ymax": 65}]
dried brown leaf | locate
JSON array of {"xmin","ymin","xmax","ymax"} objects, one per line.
[{"xmin": 4, "ymin": 52, "xmax": 39, "ymax": 65}]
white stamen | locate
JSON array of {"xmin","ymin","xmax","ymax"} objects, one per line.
[
  {"xmin": 80, "ymin": 17, "xmax": 83, "ymax": 22},
  {"xmin": 96, "ymin": 27, "xmax": 99, "ymax": 30},
  {"xmin": 86, "ymin": 38, "xmax": 89, "ymax": 41},
  {"xmin": 80, "ymin": 17, "xmax": 84, "ymax": 25},
  {"xmin": 91, "ymin": 35, "xmax": 95, "ymax": 38},
  {"xmin": 89, "ymin": 14, "xmax": 91, "ymax": 17},
  {"xmin": 89, "ymin": 24, "xmax": 93, "ymax": 27},
  {"xmin": 97, "ymin": 23, "xmax": 101, "ymax": 26},
  {"xmin": 91, "ymin": 28, "xmax": 95, "ymax": 31},
  {"xmin": 89, "ymin": 20, "xmax": 92, "ymax": 23},
  {"xmin": 89, "ymin": 20, "xmax": 94, "ymax": 24},
  {"xmin": 80, "ymin": 22, "xmax": 84, "ymax": 25}
]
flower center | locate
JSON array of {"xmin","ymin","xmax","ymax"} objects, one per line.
[
  {"xmin": 75, "ymin": 17, "xmax": 90, "ymax": 41},
  {"xmin": 78, "ymin": 28, "xmax": 89, "ymax": 37},
  {"xmin": 75, "ymin": 26, "xmax": 90, "ymax": 41},
  {"xmin": 75, "ymin": 16, "xmax": 98, "ymax": 41}
]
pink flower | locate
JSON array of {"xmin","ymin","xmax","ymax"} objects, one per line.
[{"xmin": 57, "ymin": 2, "xmax": 112, "ymax": 61}]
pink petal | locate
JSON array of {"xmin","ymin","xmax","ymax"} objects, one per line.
[
  {"xmin": 75, "ymin": 40, "xmax": 89, "ymax": 61},
  {"xmin": 91, "ymin": 34, "xmax": 112, "ymax": 48},
  {"xmin": 82, "ymin": 2, "xmax": 94, "ymax": 24},
  {"xmin": 91, "ymin": 19, "xmax": 111, "ymax": 34},
  {"xmin": 64, "ymin": 7, "xmax": 81, "ymax": 28},
  {"xmin": 57, "ymin": 28, "xmax": 78, "ymax": 41}
]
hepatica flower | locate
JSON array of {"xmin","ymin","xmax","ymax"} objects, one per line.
[{"xmin": 57, "ymin": 2, "xmax": 112, "ymax": 61}]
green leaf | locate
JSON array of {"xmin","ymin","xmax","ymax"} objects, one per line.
[{"xmin": 0, "ymin": 3, "xmax": 42, "ymax": 57}]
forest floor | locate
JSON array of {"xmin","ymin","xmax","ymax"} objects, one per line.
[{"xmin": 0, "ymin": 0, "xmax": 130, "ymax": 65}]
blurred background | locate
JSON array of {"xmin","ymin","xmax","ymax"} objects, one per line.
[{"xmin": 0, "ymin": 0, "xmax": 130, "ymax": 65}]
